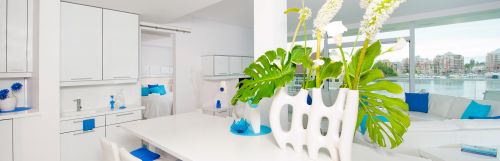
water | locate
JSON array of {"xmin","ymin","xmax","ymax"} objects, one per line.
[{"xmin": 388, "ymin": 78, "xmax": 500, "ymax": 100}]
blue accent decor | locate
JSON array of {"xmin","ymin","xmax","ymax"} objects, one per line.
[
  {"xmin": 231, "ymin": 125, "xmax": 272, "ymax": 136},
  {"xmin": 461, "ymin": 101, "xmax": 491, "ymax": 119},
  {"xmin": 141, "ymin": 87, "xmax": 150, "ymax": 96},
  {"xmin": 110, "ymin": 95, "xmax": 115, "ymax": 110},
  {"xmin": 148, "ymin": 85, "xmax": 166, "ymax": 96},
  {"xmin": 11, "ymin": 82, "xmax": 23, "ymax": 92},
  {"xmin": 130, "ymin": 147, "xmax": 161, "ymax": 161},
  {"xmin": 405, "ymin": 93, "xmax": 429, "ymax": 113},
  {"xmin": 0, "ymin": 89, "xmax": 9, "ymax": 100},
  {"xmin": 461, "ymin": 144, "xmax": 497, "ymax": 158},
  {"xmin": 119, "ymin": 106, "xmax": 127, "ymax": 110},
  {"xmin": 307, "ymin": 94, "xmax": 312, "ymax": 105},
  {"xmin": 0, "ymin": 107, "xmax": 31, "ymax": 113},
  {"xmin": 82, "ymin": 119, "xmax": 95, "ymax": 131},
  {"xmin": 469, "ymin": 116, "xmax": 500, "ymax": 119},
  {"xmin": 147, "ymin": 84, "xmax": 159, "ymax": 88},
  {"xmin": 230, "ymin": 118, "xmax": 249, "ymax": 134},
  {"xmin": 220, "ymin": 87, "xmax": 224, "ymax": 92},
  {"xmin": 360, "ymin": 115, "xmax": 388, "ymax": 135},
  {"xmin": 216, "ymin": 100, "xmax": 222, "ymax": 109}
]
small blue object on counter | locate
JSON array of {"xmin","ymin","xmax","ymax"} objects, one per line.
[
  {"xmin": 82, "ymin": 119, "xmax": 95, "ymax": 131},
  {"xmin": 461, "ymin": 144, "xmax": 497, "ymax": 158},
  {"xmin": 230, "ymin": 118, "xmax": 272, "ymax": 136},
  {"xmin": 0, "ymin": 107, "xmax": 31, "ymax": 113}
]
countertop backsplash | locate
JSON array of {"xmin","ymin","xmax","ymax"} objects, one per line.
[{"xmin": 60, "ymin": 83, "xmax": 141, "ymax": 113}]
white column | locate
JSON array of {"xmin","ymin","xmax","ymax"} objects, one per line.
[{"xmin": 253, "ymin": 0, "xmax": 288, "ymax": 128}]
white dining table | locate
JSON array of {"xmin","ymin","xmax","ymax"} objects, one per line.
[{"xmin": 122, "ymin": 112, "xmax": 429, "ymax": 161}]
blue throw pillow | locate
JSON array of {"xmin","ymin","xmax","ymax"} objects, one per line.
[
  {"xmin": 141, "ymin": 87, "xmax": 150, "ymax": 96},
  {"xmin": 461, "ymin": 101, "xmax": 491, "ymax": 119},
  {"xmin": 149, "ymin": 85, "xmax": 167, "ymax": 96},
  {"xmin": 158, "ymin": 85, "xmax": 167, "ymax": 95},
  {"xmin": 405, "ymin": 93, "xmax": 429, "ymax": 113}
]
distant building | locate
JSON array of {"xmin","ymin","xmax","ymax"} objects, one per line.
[
  {"xmin": 401, "ymin": 58, "xmax": 409, "ymax": 74},
  {"xmin": 415, "ymin": 56, "xmax": 433, "ymax": 75},
  {"xmin": 433, "ymin": 52, "xmax": 464, "ymax": 75},
  {"xmin": 486, "ymin": 49, "xmax": 500, "ymax": 72}
]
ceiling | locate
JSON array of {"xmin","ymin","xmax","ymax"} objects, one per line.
[
  {"xmin": 63, "ymin": 0, "xmax": 224, "ymax": 23},
  {"xmin": 287, "ymin": 0, "xmax": 500, "ymax": 34},
  {"xmin": 188, "ymin": 0, "xmax": 253, "ymax": 28}
]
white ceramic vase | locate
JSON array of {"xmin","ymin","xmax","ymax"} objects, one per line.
[
  {"xmin": 269, "ymin": 88, "xmax": 359, "ymax": 161},
  {"xmin": 0, "ymin": 97, "xmax": 17, "ymax": 111}
]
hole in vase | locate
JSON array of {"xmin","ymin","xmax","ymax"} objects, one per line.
[
  {"xmin": 280, "ymin": 104, "xmax": 292, "ymax": 132},
  {"xmin": 320, "ymin": 117, "xmax": 329, "ymax": 136},
  {"xmin": 302, "ymin": 114, "xmax": 308, "ymax": 129}
]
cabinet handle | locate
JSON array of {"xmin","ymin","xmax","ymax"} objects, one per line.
[
  {"xmin": 71, "ymin": 77, "xmax": 92, "ymax": 80},
  {"xmin": 116, "ymin": 112, "xmax": 134, "ymax": 117},
  {"xmin": 113, "ymin": 76, "xmax": 132, "ymax": 79},
  {"xmin": 73, "ymin": 130, "xmax": 95, "ymax": 135}
]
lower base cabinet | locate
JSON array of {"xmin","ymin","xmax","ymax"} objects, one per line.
[
  {"xmin": 106, "ymin": 121, "xmax": 142, "ymax": 150},
  {"xmin": 61, "ymin": 127, "xmax": 105, "ymax": 161},
  {"xmin": 0, "ymin": 119, "xmax": 13, "ymax": 161}
]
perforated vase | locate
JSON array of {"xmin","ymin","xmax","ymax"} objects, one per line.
[{"xmin": 269, "ymin": 88, "xmax": 359, "ymax": 161}]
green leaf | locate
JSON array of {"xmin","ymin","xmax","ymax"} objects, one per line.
[
  {"xmin": 284, "ymin": 8, "xmax": 300, "ymax": 14},
  {"xmin": 320, "ymin": 61, "xmax": 343, "ymax": 80},
  {"xmin": 291, "ymin": 45, "xmax": 313, "ymax": 69},
  {"xmin": 360, "ymin": 80, "xmax": 404, "ymax": 94},
  {"xmin": 359, "ymin": 69, "xmax": 384, "ymax": 86},
  {"xmin": 348, "ymin": 41, "xmax": 382, "ymax": 76},
  {"xmin": 231, "ymin": 48, "xmax": 295, "ymax": 105}
]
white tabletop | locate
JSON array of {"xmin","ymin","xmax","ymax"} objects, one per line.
[
  {"xmin": 419, "ymin": 146, "xmax": 500, "ymax": 161},
  {"xmin": 122, "ymin": 112, "xmax": 429, "ymax": 161}
]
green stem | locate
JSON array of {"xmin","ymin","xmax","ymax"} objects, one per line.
[
  {"xmin": 350, "ymin": 33, "xmax": 361, "ymax": 57},
  {"xmin": 352, "ymin": 39, "xmax": 370, "ymax": 90},
  {"xmin": 290, "ymin": 18, "xmax": 305, "ymax": 48},
  {"xmin": 338, "ymin": 46, "xmax": 352, "ymax": 89},
  {"xmin": 315, "ymin": 31, "xmax": 321, "ymax": 88}
]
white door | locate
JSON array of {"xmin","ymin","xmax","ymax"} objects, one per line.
[
  {"xmin": 106, "ymin": 122, "xmax": 141, "ymax": 151},
  {"xmin": 229, "ymin": 57, "xmax": 242, "ymax": 75},
  {"xmin": 103, "ymin": 9, "xmax": 139, "ymax": 80},
  {"xmin": 214, "ymin": 56, "xmax": 229, "ymax": 76},
  {"xmin": 6, "ymin": 0, "xmax": 28, "ymax": 72},
  {"xmin": 61, "ymin": 127, "xmax": 105, "ymax": 161},
  {"xmin": 61, "ymin": 2, "xmax": 103, "ymax": 81},
  {"xmin": 0, "ymin": 119, "xmax": 13, "ymax": 161},
  {"xmin": 0, "ymin": 0, "xmax": 6, "ymax": 72}
]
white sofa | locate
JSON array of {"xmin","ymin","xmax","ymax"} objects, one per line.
[{"xmin": 393, "ymin": 94, "xmax": 500, "ymax": 156}]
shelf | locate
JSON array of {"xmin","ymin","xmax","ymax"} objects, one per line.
[
  {"xmin": 203, "ymin": 75, "xmax": 249, "ymax": 81},
  {"xmin": 60, "ymin": 79, "xmax": 138, "ymax": 87},
  {"xmin": 0, "ymin": 73, "xmax": 32, "ymax": 78}
]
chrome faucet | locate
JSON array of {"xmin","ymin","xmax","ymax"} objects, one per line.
[{"xmin": 74, "ymin": 99, "xmax": 82, "ymax": 112}]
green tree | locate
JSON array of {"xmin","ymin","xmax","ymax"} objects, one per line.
[{"xmin": 373, "ymin": 61, "xmax": 398, "ymax": 77}]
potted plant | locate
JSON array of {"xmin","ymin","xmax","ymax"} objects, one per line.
[
  {"xmin": 232, "ymin": 0, "xmax": 410, "ymax": 160},
  {"xmin": 0, "ymin": 82, "xmax": 23, "ymax": 112}
]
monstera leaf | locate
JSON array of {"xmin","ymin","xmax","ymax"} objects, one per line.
[
  {"xmin": 348, "ymin": 41, "xmax": 382, "ymax": 77},
  {"xmin": 355, "ymin": 70, "xmax": 410, "ymax": 149},
  {"xmin": 231, "ymin": 48, "xmax": 296, "ymax": 105}
]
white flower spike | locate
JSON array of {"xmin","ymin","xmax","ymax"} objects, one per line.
[
  {"xmin": 391, "ymin": 38, "xmax": 407, "ymax": 51},
  {"xmin": 360, "ymin": 0, "xmax": 406, "ymax": 40},
  {"xmin": 313, "ymin": 59, "xmax": 325, "ymax": 68},
  {"xmin": 314, "ymin": 0, "xmax": 344, "ymax": 34},
  {"xmin": 299, "ymin": 7, "xmax": 312, "ymax": 20}
]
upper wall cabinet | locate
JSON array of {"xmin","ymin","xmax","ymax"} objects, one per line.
[
  {"xmin": 0, "ymin": 0, "xmax": 31, "ymax": 76},
  {"xmin": 103, "ymin": 10, "xmax": 139, "ymax": 80},
  {"xmin": 61, "ymin": 2, "xmax": 103, "ymax": 82}
]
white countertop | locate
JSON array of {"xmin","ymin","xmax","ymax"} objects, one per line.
[
  {"xmin": 122, "ymin": 112, "xmax": 430, "ymax": 161},
  {"xmin": 0, "ymin": 109, "xmax": 39, "ymax": 120},
  {"xmin": 60, "ymin": 105, "xmax": 145, "ymax": 121}
]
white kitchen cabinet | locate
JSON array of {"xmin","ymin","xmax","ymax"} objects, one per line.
[
  {"xmin": 106, "ymin": 122, "xmax": 142, "ymax": 150},
  {"xmin": 6, "ymin": 0, "xmax": 28, "ymax": 73},
  {"xmin": 229, "ymin": 57, "xmax": 242, "ymax": 75},
  {"xmin": 0, "ymin": 119, "xmax": 12, "ymax": 161},
  {"xmin": 61, "ymin": 2, "xmax": 103, "ymax": 82},
  {"xmin": 61, "ymin": 127, "xmax": 105, "ymax": 161},
  {"xmin": 214, "ymin": 56, "xmax": 229, "ymax": 75},
  {"xmin": 241, "ymin": 57, "xmax": 253, "ymax": 71},
  {"xmin": 103, "ymin": 9, "xmax": 139, "ymax": 80},
  {"xmin": 0, "ymin": 0, "xmax": 6, "ymax": 73}
]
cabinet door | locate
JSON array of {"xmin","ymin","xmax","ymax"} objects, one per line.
[
  {"xmin": 61, "ymin": 127, "xmax": 105, "ymax": 161},
  {"xmin": 6, "ymin": 0, "xmax": 28, "ymax": 72},
  {"xmin": 0, "ymin": 119, "xmax": 13, "ymax": 161},
  {"xmin": 61, "ymin": 2, "xmax": 103, "ymax": 81},
  {"xmin": 103, "ymin": 10, "xmax": 139, "ymax": 80},
  {"xmin": 106, "ymin": 122, "xmax": 141, "ymax": 150},
  {"xmin": 229, "ymin": 57, "xmax": 242, "ymax": 75},
  {"xmin": 0, "ymin": 0, "xmax": 6, "ymax": 72},
  {"xmin": 213, "ymin": 56, "xmax": 229, "ymax": 76}
]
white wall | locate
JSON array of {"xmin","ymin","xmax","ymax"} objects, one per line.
[
  {"xmin": 168, "ymin": 17, "xmax": 253, "ymax": 114},
  {"xmin": 141, "ymin": 33, "xmax": 174, "ymax": 77},
  {"xmin": 14, "ymin": 1, "xmax": 61, "ymax": 161}
]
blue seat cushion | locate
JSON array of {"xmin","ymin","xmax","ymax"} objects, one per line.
[
  {"xmin": 130, "ymin": 147, "xmax": 160, "ymax": 161},
  {"xmin": 461, "ymin": 101, "xmax": 491, "ymax": 119},
  {"xmin": 405, "ymin": 93, "xmax": 429, "ymax": 113}
]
